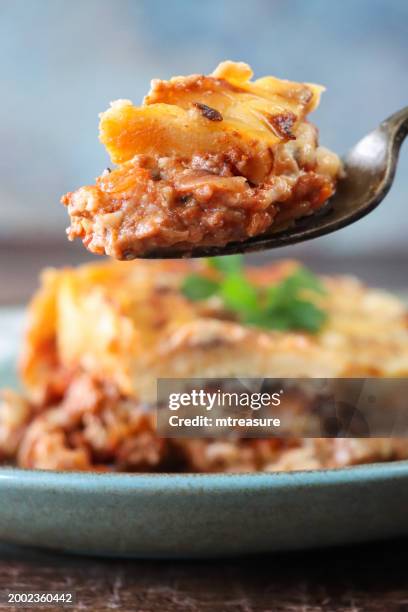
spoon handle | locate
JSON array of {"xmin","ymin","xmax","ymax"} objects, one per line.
[{"xmin": 382, "ymin": 106, "xmax": 408, "ymax": 146}]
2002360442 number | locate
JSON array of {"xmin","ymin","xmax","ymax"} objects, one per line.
[{"xmin": 2, "ymin": 591, "xmax": 75, "ymax": 607}]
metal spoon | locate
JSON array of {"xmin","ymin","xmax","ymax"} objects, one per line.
[{"xmin": 143, "ymin": 106, "xmax": 408, "ymax": 259}]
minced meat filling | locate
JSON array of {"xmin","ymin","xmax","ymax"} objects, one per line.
[
  {"xmin": 62, "ymin": 122, "xmax": 340, "ymax": 259},
  {"xmin": 1, "ymin": 376, "xmax": 407, "ymax": 472}
]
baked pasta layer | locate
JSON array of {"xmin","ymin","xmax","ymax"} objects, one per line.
[
  {"xmin": 19, "ymin": 259, "xmax": 408, "ymax": 406},
  {"xmin": 62, "ymin": 61, "xmax": 341, "ymax": 258}
]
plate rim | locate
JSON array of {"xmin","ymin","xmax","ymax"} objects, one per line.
[{"xmin": 1, "ymin": 460, "xmax": 408, "ymax": 492}]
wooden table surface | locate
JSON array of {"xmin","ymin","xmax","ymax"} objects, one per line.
[
  {"xmin": 0, "ymin": 538, "xmax": 407, "ymax": 611},
  {"xmin": 1, "ymin": 241, "xmax": 408, "ymax": 611}
]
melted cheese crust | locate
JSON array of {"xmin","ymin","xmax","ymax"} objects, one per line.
[{"xmin": 100, "ymin": 61, "xmax": 324, "ymax": 171}]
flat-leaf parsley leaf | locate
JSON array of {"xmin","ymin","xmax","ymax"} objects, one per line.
[{"xmin": 181, "ymin": 256, "xmax": 328, "ymax": 333}]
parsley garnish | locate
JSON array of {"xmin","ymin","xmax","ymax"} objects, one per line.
[{"xmin": 181, "ymin": 256, "xmax": 328, "ymax": 334}]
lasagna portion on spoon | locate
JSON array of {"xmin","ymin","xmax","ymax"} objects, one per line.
[{"xmin": 62, "ymin": 61, "xmax": 342, "ymax": 259}]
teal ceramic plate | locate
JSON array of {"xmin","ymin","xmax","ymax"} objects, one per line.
[
  {"xmin": 1, "ymin": 464, "xmax": 408, "ymax": 558},
  {"xmin": 1, "ymin": 309, "xmax": 408, "ymax": 558}
]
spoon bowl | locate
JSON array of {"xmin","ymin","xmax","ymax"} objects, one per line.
[{"xmin": 143, "ymin": 106, "xmax": 408, "ymax": 259}]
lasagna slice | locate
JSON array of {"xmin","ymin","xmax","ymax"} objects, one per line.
[
  {"xmin": 62, "ymin": 61, "xmax": 342, "ymax": 259},
  {"xmin": 2, "ymin": 259, "xmax": 408, "ymax": 472}
]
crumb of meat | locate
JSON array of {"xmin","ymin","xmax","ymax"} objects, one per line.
[
  {"xmin": 0, "ymin": 390, "xmax": 33, "ymax": 461},
  {"xmin": 193, "ymin": 102, "xmax": 223, "ymax": 122}
]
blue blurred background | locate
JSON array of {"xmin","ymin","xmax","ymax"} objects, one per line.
[{"xmin": 0, "ymin": 0, "xmax": 407, "ymax": 301}]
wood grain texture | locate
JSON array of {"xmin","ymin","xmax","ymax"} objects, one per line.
[{"xmin": 0, "ymin": 538, "xmax": 407, "ymax": 611}]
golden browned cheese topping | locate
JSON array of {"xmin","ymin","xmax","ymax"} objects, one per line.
[
  {"xmin": 61, "ymin": 62, "xmax": 342, "ymax": 259},
  {"xmin": 101, "ymin": 61, "xmax": 323, "ymax": 166}
]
